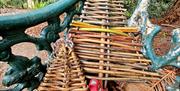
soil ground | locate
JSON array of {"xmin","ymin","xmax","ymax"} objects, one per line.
[{"xmin": 0, "ymin": 8, "xmax": 179, "ymax": 90}]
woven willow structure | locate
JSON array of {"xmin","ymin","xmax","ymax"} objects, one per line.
[
  {"xmin": 38, "ymin": 43, "xmax": 87, "ymax": 91},
  {"xmin": 71, "ymin": 0, "xmax": 161, "ymax": 81},
  {"xmin": 38, "ymin": 0, "xmax": 175, "ymax": 90}
]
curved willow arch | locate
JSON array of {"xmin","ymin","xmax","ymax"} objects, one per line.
[{"xmin": 0, "ymin": 0, "xmax": 85, "ymax": 90}]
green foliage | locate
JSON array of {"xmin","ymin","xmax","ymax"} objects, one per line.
[
  {"xmin": 124, "ymin": 0, "xmax": 137, "ymax": 18},
  {"xmin": 124, "ymin": 0, "xmax": 175, "ymax": 18},
  {"xmin": 0, "ymin": 0, "xmax": 56, "ymax": 9},
  {"xmin": 33, "ymin": 1, "xmax": 48, "ymax": 9},
  {"xmin": 33, "ymin": 0, "xmax": 57, "ymax": 9},
  {"xmin": 0, "ymin": 0, "xmax": 26, "ymax": 8},
  {"xmin": 148, "ymin": 0, "xmax": 174, "ymax": 18}
]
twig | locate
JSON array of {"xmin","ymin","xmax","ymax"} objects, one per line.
[{"xmin": 161, "ymin": 24, "xmax": 180, "ymax": 28}]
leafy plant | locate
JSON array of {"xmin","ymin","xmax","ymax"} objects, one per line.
[
  {"xmin": 124, "ymin": 0, "xmax": 175, "ymax": 18},
  {"xmin": 0, "ymin": 0, "xmax": 57, "ymax": 9},
  {"xmin": 123, "ymin": 0, "xmax": 137, "ymax": 18},
  {"xmin": 0, "ymin": 0, "xmax": 26, "ymax": 8},
  {"xmin": 0, "ymin": 0, "xmax": 7, "ymax": 8},
  {"xmin": 33, "ymin": 1, "xmax": 48, "ymax": 9},
  {"xmin": 33, "ymin": 0, "xmax": 57, "ymax": 9},
  {"xmin": 148, "ymin": 0, "xmax": 175, "ymax": 18}
]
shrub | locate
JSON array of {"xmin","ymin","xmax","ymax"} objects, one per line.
[
  {"xmin": 124, "ymin": 0, "xmax": 175, "ymax": 18},
  {"xmin": 0, "ymin": 0, "xmax": 26, "ymax": 8},
  {"xmin": 33, "ymin": 0, "xmax": 57, "ymax": 9},
  {"xmin": 0, "ymin": 0, "xmax": 57, "ymax": 9},
  {"xmin": 148, "ymin": 0, "xmax": 174, "ymax": 18}
]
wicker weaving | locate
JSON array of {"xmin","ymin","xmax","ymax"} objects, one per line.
[
  {"xmin": 38, "ymin": 41, "xmax": 87, "ymax": 91},
  {"xmin": 70, "ymin": 0, "xmax": 161, "ymax": 82}
]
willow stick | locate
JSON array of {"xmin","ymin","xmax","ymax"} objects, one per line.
[
  {"xmin": 81, "ymin": 63, "xmax": 148, "ymax": 70},
  {"xmin": 78, "ymin": 55, "xmax": 151, "ymax": 63},
  {"xmin": 75, "ymin": 49, "xmax": 143, "ymax": 57},
  {"xmin": 72, "ymin": 35, "xmax": 142, "ymax": 46},
  {"xmin": 74, "ymin": 39, "xmax": 135, "ymax": 49},
  {"xmin": 110, "ymin": 27, "xmax": 138, "ymax": 33},
  {"xmin": 132, "ymin": 33, "xmax": 146, "ymax": 77},
  {"xmin": 79, "ymin": 28, "xmax": 128, "ymax": 36},
  {"xmin": 43, "ymin": 77, "xmax": 85, "ymax": 82},
  {"xmin": 71, "ymin": 31, "xmax": 136, "ymax": 41},
  {"xmin": 75, "ymin": 47, "xmax": 100, "ymax": 52},
  {"xmin": 81, "ymin": 10, "xmax": 125, "ymax": 15},
  {"xmin": 149, "ymin": 71, "xmax": 175, "ymax": 91},
  {"xmin": 84, "ymin": 68, "xmax": 140, "ymax": 75},
  {"xmin": 84, "ymin": 68, "xmax": 160, "ymax": 76},
  {"xmin": 86, "ymin": 76, "xmax": 160, "ymax": 81},
  {"xmin": 122, "ymin": 63, "xmax": 149, "ymax": 70},
  {"xmin": 110, "ymin": 67, "xmax": 160, "ymax": 76},
  {"xmin": 72, "ymin": 21, "xmax": 101, "ymax": 28},
  {"xmin": 76, "ymin": 51, "xmax": 140, "ymax": 59},
  {"xmin": 74, "ymin": 44, "xmax": 141, "ymax": 52},
  {"xmin": 81, "ymin": 61, "xmax": 141, "ymax": 69},
  {"xmin": 104, "ymin": 4, "xmax": 110, "ymax": 87},
  {"xmin": 99, "ymin": 26, "xmax": 105, "ymax": 84},
  {"xmin": 39, "ymin": 86, "xmax": 87, "ymax": 91},
  {"xmin": 82, "ymin": 65, "xmax": 156, "ymax": 76},
  {"xmin": 71, "ymin": 34, "xmax": 134, "ymax": 42}
]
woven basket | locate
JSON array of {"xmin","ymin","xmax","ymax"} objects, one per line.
[{"xmin": 38, "ymin": 42, "xmax": 87, "ymax": 91}]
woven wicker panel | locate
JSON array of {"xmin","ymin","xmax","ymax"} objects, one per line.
[
  {"xmin": 38, "ymin": 43, "xmax": 87, "ymax": 91},
  {"xmin": 71, "ymin": 30, "xmax": 161, "ymax": 80},
  {"xmin": 80, "ymin": 0, "xmax": 127, "ymax": 27},
  {"xmin": 71, "ymin": 0, "xmax": 161, "ymax": 81}
]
